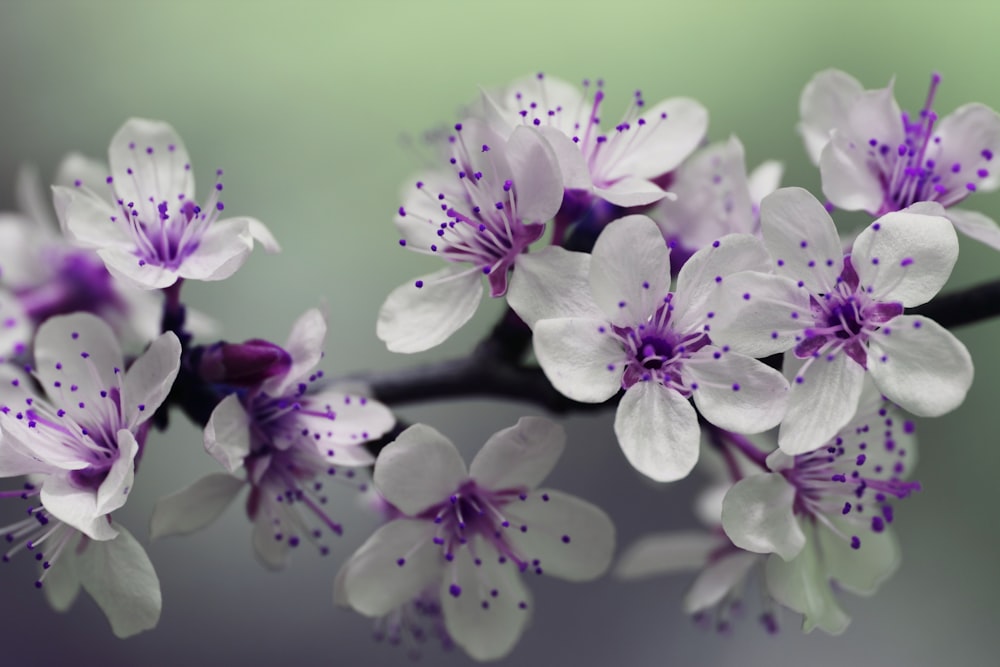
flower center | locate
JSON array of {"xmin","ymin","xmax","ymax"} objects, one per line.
[{"xmin": 615, "ymin": 303, "xmax": 709, "ymax": 390}]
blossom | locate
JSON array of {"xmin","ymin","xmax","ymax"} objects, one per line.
[
  {"xmin": 377, "ymin": 119, "xmax": 563, "ymax": 353},
  {"xmin": 336, "ymin": 418, "xmax": 615, "ymax": 661},
  {"xmin": 507, "ymin": 214, "xmax": 788, "ymax": 482},
  {"xmin": 651, "ymin": 135, "xmax": 783, "ymax": 266},
  {"xmin": 720, "ymin": 383, "xmax": 919, "ymax": 634},
  {"xmin": 150, "ymin": 309, "xmax": 394, "ymax": 568},
  {"xmin": 712, "ymin": 187, "xmax": 973, "ymax": 454},
  {"xmin": 0, "ymin": 313, "xmax": 180, "ymax": 540},
  {"xmin": 799, "ymin": 69, "xmax": 1000, "ymax": 249},
  {"xmin": 52, "ymin": 118, "xmax": 279, "ymax": 290},
  {"xmin": 480, "ymin": 73, "xmax": 708, "ymax": 208}
]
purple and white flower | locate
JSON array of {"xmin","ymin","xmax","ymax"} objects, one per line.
[
  {"xmin": 52, "ymin": 118, "xmax": 279, "ymax": 290},
  {"xmin": 378, "ymin": 120, "xmax": 563, "ymax": 353},
  {"xmin": 507, "ymin": 215, "xmax": 789, "ymax": 482},
  {"xmin": 336, "ymin": 418, "xmax": 615, "ymax": 661},
  {"xmin": 799, "ymin": 69, "xmax": 1000, "ymax": 249},
  {"xmin": 0, "ymin": 313, "xmax": 180, "ymax": 540},
  {"xmin": 712, "ymin": 187, "xmax": 973, "ymax": 454},
  {"xmin": 720, "ymin": 383, "xmax": 918, "ymax": 634},
  {"xmin": 480, "ymin": 73, "xmax": 708, "ymax": 208},
  {"xmin": 150, "ymin": 309, "xmax": 394, "ymax": 568},
  {"xmin": 652, "ymin": 135, "xmax": 783, "ymax": 266}
]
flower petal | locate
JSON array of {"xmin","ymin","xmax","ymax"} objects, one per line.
[
  {"xmin": 593, "ymin": 177, "xmax": 668, "ymax": 207},
  {"xmin": 150, "ymin": 473, "xmax": 245, "ymax": 540},
  {"xmin": 76, "ymin": 523, "xmax": 162, "ymax": 638},
  {"xmin": 537, "ymin": 126, "xmax": 592, "ymax": 190},
  {"xmin": 760, "ymin": 187, "xmax": 844, "ymax": 293},
  {"xmin": 605, "ymin": 97, "xmax": 708, "ymax": 180},
  {"xmin": 376, "ymin": 266, "xmax": 483, "ymax": 354},
  {"xmin": 590, "ymin": 215, "xmax": 671, "ymax": 325},
  {"xmin": 339, "ymin": 518, "xmax": 441, "ymax": 616},
  {"xmin": 614, "ymin": 382, "xmax": 699, "ymax": 482},
  {"xmin": 40, "ymin": 476, "xmax": 118, "ymax": 541},
  {"xmin": 176, "ymin": 217, "xmax": 254, "ymax": 281},
  {"xmin": 54, "ymin": 186, "xmax": 131, "ymax": 249},
  {"xmin": 42, "ymin": 536, "xmax": 82, "ymax": 612},
  {"xmin": 778, "ymin": 350, "xmax": 865, "ymax": 455},
  {"xmin": 711, "ymin": 271, "xmax": 811, "ymax": 357},
  {"xmin": 108, "ymin": 118, "xmax": 194, "ymax": 223},
  {"xmin": 685, "ymin": 349, "xmax": 789, "ymax": 433},
  {"xmin": 684, "ymin": 551, "xmax": 760, "ymax": 614},
  {"xmin": 866, "ymin": 315, "xmax": 973, "ymax": 417},
  {"xmin": 123, "ymin": 331, "xmax": 181, "ymax": 428},
  {"xmin": 246, "ymin": 217, "xmax": 281, "ymax": 253},
  {"xmin": 721, "ymin": 473, "xmax": 805, "ymax": 561},
  {"xmin": 506, "ymin": 246, "xmax": 603, "ymax": 328},
  {"xmin": 934, "ymin": 103, "xmax": 1000, "ymax": 192},
  {"xmin": 798, "ymin": 69, "xmax": 865, "ymax": 164},
  {"xmin": 94, "ymin": 429, "xmax": 139, "ymax": 516},
  {"xmin": 469, "ymin": 416, "xmax": 565, "ymax": 491},
  {"xmin": 946, "ymin": 208, "xmax": 1000, "ymax": 250},
  {"xmin": 374, "ymin": 424, "xmax": 468, "ymax": 516},
  {"xmin": 442, "ymin": 536, "xmax": 532, "ymax": 662},
  {"xmin": 614, "ymin": 531, "xmax": 723, "ymax": 580},
  {"xmin": 765, "ymin": 541, "xmax": 850, "ymax": 635},
  {"xmin": 506, "ymin": 126, "xmax": 563, "ymax": 223},
  {"xmin": 262, "ymin": 308, "xmax": 326, "ymax": 396},
  {"xmin": 532, "ymin": 317, "xmax": 624, "ymax": 402},
  {"xmin": 504, "ymin": 488, "xmax": 615, "ymax": 581},
  {"xmin": 204, "ymin": 393, "xmax": 251, "ymax": 473},
  {"xmin": 819, "ymin": 131, "xmax": 885, "ymax": 213},
  {"xmin": 97, "ymin": 246, "xmax": 176, "ymax": 290},
  {"xmin": 818, "ymin": 520, "xmax": 899, "ymax": 596},
  {"xmin": 747, "ymin": 160, "xmax": 785, "ymax": 207},
  {"xmin": 851, "ymin": 210, "xmax": 957, "ymax": 307}
]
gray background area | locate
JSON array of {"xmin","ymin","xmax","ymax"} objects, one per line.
[{"xmin": 1, "ymin": 1, "xmax": 998, "ymax": 665}]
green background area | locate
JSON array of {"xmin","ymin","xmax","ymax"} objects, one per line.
[{"xmin": 0, "ymin": 1, "xmax": 997, "ymax": 665}]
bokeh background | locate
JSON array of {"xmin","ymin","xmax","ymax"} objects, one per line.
[{"xmin": 1, "ymin": 1, "xmax": 998, "ymax": 665}]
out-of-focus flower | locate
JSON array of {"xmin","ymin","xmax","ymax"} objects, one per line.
[{"xmin": 336, "ymin": 418, "xmax": 615, "ymax": 661}]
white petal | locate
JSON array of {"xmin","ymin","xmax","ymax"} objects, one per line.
[
  {"xmin": 819, "ymin": 132, "xmax": 885, "ymax": 213},
  {"xmin": 721, "ymin": 473, "xmax": 805, "ymax": 561},
  {"xmin": 851, "ymin": 211, "xmax": 957, "ymax": 307},
  {"xmin": 778, "ymin": 350, "xmax": 865, "ymax": 455},
  {"xmin": 538, "ymin": 126, "xmax": 592, "ymax": 190},
  {"xmin": 76, "ymin": 523, "xmax": 162, "ymax": 638},
  {"xmin": 747, "ymin": 160, "xmax": 785, "ymax": 206},
  {"xmin": 55, "ymin": 186, "xmax": 131, "ymax": 248},
  {"xmin": 376, "ymin": 266, "xmax": 483, "ymax": 354},
  {"xmin": 42, "ymin": 535, "xmax": 82, "ymax": 612},
  {"xmin": 442, "ymin": 537, "xmax": 532, "ymax": 662},
  {"xmin": 504, "ymin": 488, "xmax": 615, "ymax": 581},
  {"xmin": 109, "ymin": 119, "xmax": 194, "ymax": 215},
  {"xmin": 204, "ymin": 393, "xmax": 251, "ymax": 473},
  {"xmin": 176, "ymin": 217, "xmax": 254, "ymax": 281},
  {"xmin": 506, "ymin": 246, "xmax": 603, "ymax": 328},
  {"xmin": 710, "ymin": 271, "xmax": 810, "ymax": 357},
  {"xmin": 374, "ymin": 424, "xmax": 467, "ymax": 515},
  {"xmin": 798, "ymin": 69, "xmax": 865, "ymax": 164},
  {"xmin": 246, "ymin": 217, "xmax": 281, "ymax": 253},
  {"xmin": 94, "ymin": 429, "xmax": 139, "ymax": 516},
  {"xmin": 867, "ymin": 315, "xmax": 973, "ymax": 417},
  {"xmin": 818, "ymin": 520, "xmax": 899, "ymax": 596},
  {"xmin": 765, "ymin": 542, "xmax": 850, "ymax": 635},
  {"xmin": 605, "ymin": 97, "xmax": 708, "ymax": 180},
  {"xmin": 0, "ymin": 290, "xmax": 31, "ymax": 361},
  {"xmin": 150, "ymin": 473, "xmax": 245, "ymax": 539},
  {"xmin": 760, "ymin": 187, "xmax": 844, "ymax": 293},
  {"xmin": 469, "ymin": 416, "xmax": 565, "ymax": 491},
  {"xmin": 506, "ymin": 126, "xmax": 564, "ymax": 223},
  {"xmin": 614, "ymin": 531, "xmax": 723, "ymax": 580},
  {"xmin": 262, "ymin": 308, "xmax": 326, "ymax": 396},
  {"xmin": 251, "ymin": 511, "xmax": 291, "ymax": 570},
  {"xmin": 845, "ymin": 84, "xmax": 905, "ymax": 151},
  {"xmin": 685, "ymin": 349, "xmax": 789, "ymax": 433},
  {"xmin": 614, "ymin": 382, "xmax": 699, "ymax": 482},
  {"xmin": 41, "ymin": 476, "xmax": 118, "ymax": 541},
  {"xmin": 934, "ymin": 102, "xmax": 1000, "ymax": 191},
  {"xmin": 532, "ymin": 317, "xmax": 624, "ymax": 402},
  {"xmin": 672, "ymin": 233, "xmax": 771, "ymax": 333},
  {"xmin": 296, "ymin": 391, "xmax": 392, "ymax": 453},
  {"xmin": 947, "ymin": 209, "xmax": 1000, "ymax": 250},
  {"xmin": 97, "ymin": 246, "xmax": 177, "ymax": 290},
  {"xmin": 684, "ymin": 551, "xmax": 760, "ymax": 614},
  {"xmin": 123, "ymin": 331, "xmax": 181, "ymax": 427},
  {"xmin": 590, "ymin": 215, "xmax": 671, "ymax": 324},
  {"xmin": 593, "ymin": 177, "xmax": 668, "ymax": 207},
  {"xmin": 340, "ymin": 519, "xmax": 441, "ymax": 617},
  {"xmin": 55, "ymin": 152, "xmax": 110, "ymax": 191}
]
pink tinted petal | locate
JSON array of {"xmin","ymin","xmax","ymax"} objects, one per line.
[
  {"xmin": 590, "ymin": 215, "xmax": 671, "ymax": 325},
  {"xmin": 778, "ymin": 350, "xmax": 865, "ymax": 455},
  {"xmin": 469, "ymin": 417, "xmax": 565, "ymax": 491},
  {"xmin": 798, "ymin": 69, "xmax": 865, "ymax": 164},
  {"xmin": 537, "ymin": 126, "xmax": 592, "ymax": 190},
  {"xmin": 0, "ymin": 289, "xmax": 30, "ymax": 361},
  {"xmin": 614, "ymin": 382, "xmax": 699, "ymax": 482},
  {"xmin": 845, "ymin": 84, "xmax": 904, "ymax": 151},
  {"xmin": 819, "ymin": 131, "xmax": 885, "ymax": 213},
  {"xmin": 934, "ymin": 103, "xmax": 1000, "ymax": 192},
  {"xmin": 532, "ymin": 317, "xmax": 624, "ymax": 403},
  {"xmin": 374, "ymin": 424, "xmax": 468, "ymax": 516},
  {"xmin": 867, "ymin": 316, "xmax": 973, "ymax": 417},
  {"xmin": 506, "ymin": 126, "xmax": 563, "ymax": 223},
  {"xmin": 760, "ymin": 188, "xmax": 844, "ymax": 293},
  {"xmin": 176, "ymin": 217, "xmax": 254, "ymax": 281},
  {"xmin": 56, "ymin": 187, "xmax": 130, "ymax": 248},
  {"xmin": 605, "ymin": 97, "xmax": 708, "ymax": 180},
  {"xmin": 852, "ymin": 211, "xmax": 957, "ymax": 307}
]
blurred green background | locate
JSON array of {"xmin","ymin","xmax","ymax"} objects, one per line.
[{"xmin": 1, "ymin": 1, "xmax": 998, "ymax": 665}]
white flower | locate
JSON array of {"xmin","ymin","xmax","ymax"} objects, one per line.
[
  {"xmin": 52, "ymin": 118, "xmax": 279, "ymax": 290},
  {"xmin": 336, "ymin": 418, "xmax": 615, "ymax": 662},
  {"xmin": 712, "ymin": 187, "xmax": 973, "ymax": 454},
  {"xmin": 480, "ymin": 73, "xmax": 708, "ymax": 207},
  {"xmin": 151, "ymin": 309, "xmax": 394, "ymax": 569},
  {"xmin": 378, "ymin": 119, "xmax": 563, "ymax": 353},
  {"xmin": 720, "ymin": 382, "xmax": 918, "ymax": 634},
  {"xmin": 651, "ymin": 136, "xmax": 783, "ymax": 264},
  {"xmin": 507, "ymin": 215, "xmax": 789, "ymax": 482},
  {"xmin": 0, "ymin": 313, "xmax": 180, "ymax": 540},
  {"xmin": 799, "ymin": 69, "xmax": 1000, "ymax": 250}
]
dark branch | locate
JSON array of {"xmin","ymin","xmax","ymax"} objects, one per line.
[{"xmin": 909, "ymin": 277, "xmax": 1000, "ymax": 328}]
